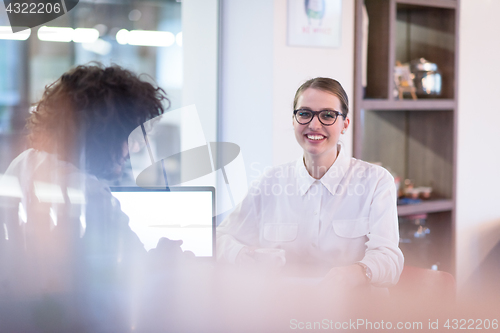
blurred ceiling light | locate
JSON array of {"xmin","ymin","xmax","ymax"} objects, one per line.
[
  {"xmin": 116, "ymin": 29, "xmax": 175, "ymax": 47},
  {"xmin": 116, "ymin": 28, "xmax": 129, "ymax": 45},
  {"xmin": 0, "ymin": 26, "xmax": 30, "ymax": 40},
  {"xmin": 130, "ymin": 30, "xmax": 175, "ymax": 47},
  {"xmin": 128, "ymin": 9, "xmax": 142, "ymax": 21},
  {"xmin": 38, "ymin": 26, "xmax": 73, "ymax": 42},
  {"xmin": 82, "ymin": 38, "xmax": 112, "ymax": 55},
  {"xmin": 37, "ymin": 26, "xmax": 99, "ymax": 43},
  {"xmin": 73, "ymin": 28, "xmax": 99, "ymax": 43},
  {"xmin": 176, "ymin": 32, "xmax": 182, "ymax": 46}
]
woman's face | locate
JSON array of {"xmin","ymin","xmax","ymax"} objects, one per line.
[{"xmin": 293, "ymin": 88, "xmax": 349, "ymax": 160}]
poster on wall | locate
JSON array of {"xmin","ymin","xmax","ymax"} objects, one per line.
[{"xmin": 287, "ymin": 0, "xmax": 342, "ymax": 48}]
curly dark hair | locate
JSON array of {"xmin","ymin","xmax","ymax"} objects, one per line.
[{"xmin": 27, "ymin": 63, "xmax": 169, "ymax": 179}]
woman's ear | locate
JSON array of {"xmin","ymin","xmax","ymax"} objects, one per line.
[{"xmin": 343, "ymin": 116, "xmax": 351, "ymax": 132}]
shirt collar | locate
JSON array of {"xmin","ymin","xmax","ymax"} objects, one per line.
[{"xmin": 295, "ymin": 143, "xmax": 351, "ymax": 196}]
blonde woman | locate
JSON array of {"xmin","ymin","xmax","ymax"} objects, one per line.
[{"xmin": 217, "ymin": 78, "xmax": 403, "ymax": 289}]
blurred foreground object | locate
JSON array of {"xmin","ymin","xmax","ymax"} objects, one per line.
[
  {"xmin": 390, "ymin": 265, "xmax": 455, "ymax": 305},
  {"xmin": 0, "ymin": 63, "xmax": 170, "ymax": 332}
]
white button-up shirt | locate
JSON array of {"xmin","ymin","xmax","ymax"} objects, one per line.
[{"xmin": 217, "ymin": 144, "xmax": 404, "ymax": 286}]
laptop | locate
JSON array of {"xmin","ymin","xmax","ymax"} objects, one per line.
[{"xmin": 110, "ymin": 186, "xmax": 215, "ymax": 259}]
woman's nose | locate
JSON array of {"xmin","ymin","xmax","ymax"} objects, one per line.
[{"xmin": 308, "ymin": 115, "xmax": 323, "ymax": 129}]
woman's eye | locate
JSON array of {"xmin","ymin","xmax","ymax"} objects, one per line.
[
  {"xmin": 321, "ymin": 112, "xmax": 335, "ymax": 119},
  {"xmin": 299, "ymin": 112, "xmax": 311, "ymax": 118}
]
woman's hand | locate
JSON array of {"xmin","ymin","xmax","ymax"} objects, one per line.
[{"xmin": 235, "ymin": 247, "xmax": 257, "ymax": 266}]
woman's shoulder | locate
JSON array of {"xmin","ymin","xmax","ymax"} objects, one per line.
[
  {"xmin": 5, "ymin": 148, "xmax": 106, "ymax": 193},
  {"xmin": 5, "ymin": 148, "xmax": 45, "ymax": 171}
]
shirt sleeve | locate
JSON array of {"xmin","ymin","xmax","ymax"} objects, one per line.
[
  {"xmin": 216, "ymin": 181, "xmax": 262, "ymax": 264},
  {"xmin": 360, "ymin": 169, "xmax": 404, "ymax": 287}
]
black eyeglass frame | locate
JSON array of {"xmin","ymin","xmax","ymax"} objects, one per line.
[{"xmin": 293, "ymin": 109, "xmax": 346, "ymax": 126}]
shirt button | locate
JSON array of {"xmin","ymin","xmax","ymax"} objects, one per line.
[{"xmin": 314, "ymin": 211, "xmax": 318, "ymax": 215}]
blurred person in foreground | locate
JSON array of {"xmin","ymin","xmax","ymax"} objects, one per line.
[{"xmin": 0, "ymin": 64, "xmax": 186, "ymax": 331}]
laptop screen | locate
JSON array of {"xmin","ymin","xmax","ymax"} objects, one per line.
[{"xmin": 111, "ymin": 187, "xmax": 215, "ymax": 258}]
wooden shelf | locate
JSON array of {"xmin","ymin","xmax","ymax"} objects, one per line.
[
  {"xmin": 354, "ymin": 0, "xmax": 459, "ymax": 275},
  {"xmin": 360, "ymin": 99, "xmax": 455, "ymax": 110},
  {"xmin": 396, "ymin": 0, "xmax": 458, "ymax": 9},
  {"xmin": 397, "ymin": 199, "xmax": 454, "ymax": 216}
]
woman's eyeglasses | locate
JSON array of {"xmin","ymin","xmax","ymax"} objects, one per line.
[{"xmin": 293, "ymin": 109, "xmax": 346, "ymax": 126}]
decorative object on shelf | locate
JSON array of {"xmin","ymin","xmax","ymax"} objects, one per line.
[
  {"xmin": 410, "ymin": 58, "xmax": 442, "ymax": 97},
  {"xmin": 401, "ymin": 179, "xmax": 433, "ymax": 201},
  {"xmin": 355, "ymin": 0, "xmax": 458, "ymax": 274},
  {"xmin": 397, "ymin": 197, "xmax": 422, "ymax": 206},
  {"xmin": 416, "ymin": 187, "xmax": 433, "ymax": 199},
  {"xmin": 403, "ymin": 178, "xmax": 414, "ymax": 197},
  {"xmin": 394, "ymin": 175, "xmax": 401, "ymax": 195},
  {"xmin": 394, "ymin": 61, "xmax": 417, "ymax": 100},
  {"xmin": 287, "ymin": 0, "xmax": 342, "ymax": 48},
  {"xmin": 406, "ymin": 188, "xmax": 420, "ymax": 199},
  {"xmin": 414, "ymin": 223, "xmax": 430, "ymax": 238},
  {"xmin": 414, "ymin": 187, "xmax": 433, "ymax": 200},
  {"xmin": 409, "ymin": 214, "xmax": 430, "ymax": 239},
  {"xmin": 399, "ymin": 214, "xmax": 430, "ymax": 244}
]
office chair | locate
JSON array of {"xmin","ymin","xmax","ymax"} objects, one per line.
[{"xmin": 390, "ymin": 265, "xmax": 456, "ymax": 304}]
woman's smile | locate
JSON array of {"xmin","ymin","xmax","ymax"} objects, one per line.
[
  {"xmin": 294, "ymin": 88, "xmax": 348, "ymax": 161},
  {"xmin": 304, "ymin": 132, "xmax": 327, "ymax": 142}
]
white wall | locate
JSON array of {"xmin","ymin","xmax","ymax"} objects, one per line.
[
  {"xmin": 219, "ymin": 0, "xmax": 275, "ymax": 184},
  {"xmin": 220, "ymin": 0, "xmax": 355, "ymax": 185},
  {"xmin": 272, "ymin": 0, "xmax": 354, "ymax": 166},
  {"xmin": 183, "ymin": 0, "xmax": 219, "ymax": 143},
  {"xmin": 456, "ymin": 0, "xmax": 500, "ymax": 287}
]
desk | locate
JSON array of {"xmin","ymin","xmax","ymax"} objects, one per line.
[
  {"xmin": 2, "ymin": 260, "xmax": 489, "ymax": 332},
  {"xmin": 135, "ymin": 262, "xmax": 380, "ymax": 332}
]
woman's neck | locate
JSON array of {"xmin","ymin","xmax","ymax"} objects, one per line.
[{"xmin": 303, "ymin": 146, "xmax": 340, "ymax": 179}]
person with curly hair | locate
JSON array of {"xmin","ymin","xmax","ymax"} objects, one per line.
[
  {"xmin": 0, "ymin": 64, "xmax": 181, "ymax": 331},
  {"xmin": 27, "ymin": 63, "xmax": 168, "ymax": 179}
]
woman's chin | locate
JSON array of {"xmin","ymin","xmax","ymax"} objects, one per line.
[
  {"xmin": 303, "ymin": 148, "xmax": 326, "ymax": 158},
  {"xmin": 303, "ymin": 142, "xmax": 326, "ymax": 154},
  {"xmin": 302, "ymin": 144, "xmax": 338, "ymax": 160}
]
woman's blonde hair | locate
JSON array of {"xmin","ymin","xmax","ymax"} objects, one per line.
[{"xmin": 293, "ymin": 77, "xmax": 349, "ymax": 116}]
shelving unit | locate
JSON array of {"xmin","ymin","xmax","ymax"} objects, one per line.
[
  {"xmin": 397, "ymin": 199, "xmax": 454, "ymax": 216},
  {"xmin": 354, "ymin": 0, "xmax": 459, "ymax": 275}
]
